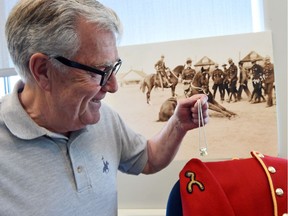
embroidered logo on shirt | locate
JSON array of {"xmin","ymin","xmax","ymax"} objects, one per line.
[
  {"xmin": 185, "ymin": 171, "xmax": 205, "ymax": 193},
  {"xmin": 102, "ymin": 156, "xmax": 109, "ymax": 173}
]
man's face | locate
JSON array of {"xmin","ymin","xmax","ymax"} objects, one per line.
[{"xmin": 49, "ymin": 19, "xmax": 119, "ymax": 132}]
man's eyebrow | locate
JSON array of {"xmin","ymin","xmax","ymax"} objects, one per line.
[
  {"xmin": 92, "ymin": 58, "xmax": 120, "ymax": 68},
  {"xmin": 90, "ymin": 63, "xmax": 111, "ymax": 70}
]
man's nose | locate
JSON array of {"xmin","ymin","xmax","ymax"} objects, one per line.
[{"xmin": 101, "ymin": 74, "xmax": 118, "ymax": 93}]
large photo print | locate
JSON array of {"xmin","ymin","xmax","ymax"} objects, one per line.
[{"xmin": 104, "ymin": 31, "xmax": 277, "ymax": 160}]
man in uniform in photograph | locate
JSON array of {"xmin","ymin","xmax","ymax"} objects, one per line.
[
  {"xmin": 182, "ymin": 58, "xmax": 196, "ymax": 97},
  {"xmin": 154, "ymin": 55, "xmax": 172, "ymax": 89},
  {"xmin": 263, "ymin": 56, "xmax": 275, "ymax": 107},
  {"xmin": 227, "ymin": 58, "xmax": 238, "ymax": 103},
  {"xmin": 250, "ymin": 58, "xmax": 265, "ymax": 103},
  {"xmin": 211, "ymin": 63, "xmax": 224, "ymax": 101},
  {"xmin": 222, "ymin": 64, "xmax": 230, "ymax": 100},
  {"xmin": 237, "ymin": 61, "xmax": 251, "ymax": 101}
]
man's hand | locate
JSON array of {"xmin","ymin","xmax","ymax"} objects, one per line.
[{"xmin": 172, "ymin": 94, "xmax": 209, "ymax": 132}]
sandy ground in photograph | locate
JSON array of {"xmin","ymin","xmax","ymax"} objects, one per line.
[{"xmin": 104, "ymin": 82, "xmax": 278, "ymax": 161}]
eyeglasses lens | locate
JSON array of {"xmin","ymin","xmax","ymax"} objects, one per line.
[{"xmin": 101, "ymin": 60, "xmax": 122, "ymax": 86}]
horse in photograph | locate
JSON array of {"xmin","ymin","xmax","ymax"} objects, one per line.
[
  {"xmin": 158, "ymin": 97, "xmax": 178, "ymax": 122},
  {"xmin": 187, "ymin": 68, "xmax": 237, "ymax": 118},
  {"xmin": 140, "ymin": 65, "xmax": 183, "ymax": 104}
]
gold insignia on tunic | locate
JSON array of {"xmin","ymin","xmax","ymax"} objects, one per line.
[{"xmin": 185, "ymin": 171, "xmax": 205, "ymax": 193}]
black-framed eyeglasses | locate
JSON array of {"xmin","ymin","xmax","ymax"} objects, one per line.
[{"xmin": 54, "ymin": 56, "xmax": 122, "ymax": 86}]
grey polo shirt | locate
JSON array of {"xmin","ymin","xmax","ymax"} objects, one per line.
[{"xmin": 0, "ymin": 81, "xmax": 148, "ymax": 216}]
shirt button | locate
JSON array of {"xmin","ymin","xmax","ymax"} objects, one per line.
[
  {"xmin": 275, "ymin": 188, "xmax": 284, "ymax": 196},
  {"xmin": 268, "ymin": 166, "xmax": 276, "ymax": 174},
  {"xmin": 77, "ymin": 166, "xmax": 84, "ymax": 173}
]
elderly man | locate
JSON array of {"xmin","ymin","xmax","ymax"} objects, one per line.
[{"xmin": 1, "ymin": 0, "xmax": 208, "ymax": 215}]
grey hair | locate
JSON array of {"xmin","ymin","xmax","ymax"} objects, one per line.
[{"xmin": 5, "ymin": 0, "xmax": 123, "ymax": 83}]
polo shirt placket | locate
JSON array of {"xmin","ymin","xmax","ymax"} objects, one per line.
[{"xmin": 68, "ymin": 137, "xmax": 92, "ymax": 192}]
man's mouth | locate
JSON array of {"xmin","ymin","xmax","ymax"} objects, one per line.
[{"xmin": 91, "ymin": 98, "xmax": 98, "ymax": 103}]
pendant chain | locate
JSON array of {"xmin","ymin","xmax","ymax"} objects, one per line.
[{"xmin": 197, "ymin": 99, "xmax": 208, "ymax": 156}]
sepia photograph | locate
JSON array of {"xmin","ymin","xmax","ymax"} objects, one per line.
[{"xmin": 105, "ymin": 31, "xmax": 278, "ymax": 160}]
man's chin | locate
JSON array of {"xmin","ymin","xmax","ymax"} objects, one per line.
[{"xmin": 80, "ymin": 111, "xmax": 101, "ymax": 126}]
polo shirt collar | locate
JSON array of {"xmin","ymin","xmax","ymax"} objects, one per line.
[{"xmin": 1, "ymin": 80, "xmax": 67, "ymax": 140}]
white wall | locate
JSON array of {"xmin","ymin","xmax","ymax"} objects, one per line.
[
  {"xmin": 118, "ymin": 0, "xmax": 288, "ymax": 211},
  {"xmin": 263, "ymin": 0, "xmax": 287, "ymax": 158}
]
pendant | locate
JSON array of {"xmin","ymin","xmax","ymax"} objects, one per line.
[{"xmin": 200, "ymin": 147, "xmax": 208, "ymax": 156}]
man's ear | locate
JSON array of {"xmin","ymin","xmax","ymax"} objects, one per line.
[{"xmin": 29, "ymin": 53, "xmax": 51, "ymax": 91}]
